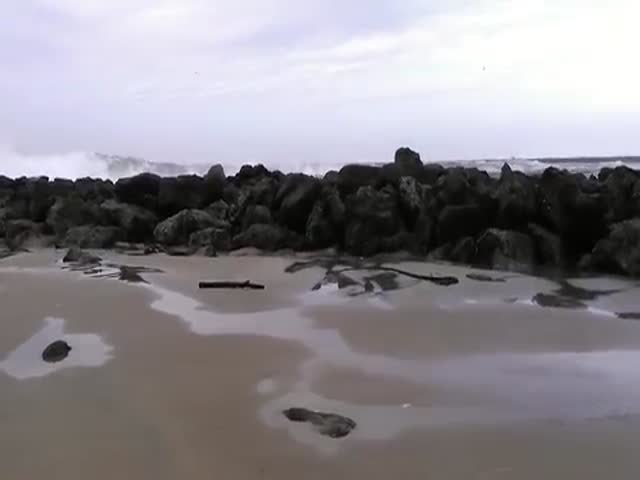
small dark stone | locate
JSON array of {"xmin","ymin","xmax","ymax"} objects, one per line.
[
  {"xmin": 617, "ymin": 312, "xmax": 640, "ymax": 320},
  {"xmin": 532, "ymin": 293, "xmax": 586, "ymax": 309},
  {"xmin": 42, "ymin": 340, "xmax": 71, "ymax": 363},
  {"xmin": 282, "ymin": 408, "xmax": 357, "ymax": 439}
]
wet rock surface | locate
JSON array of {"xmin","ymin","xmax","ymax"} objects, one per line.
[
  {"xmin": 42, "ymin": 340, "xmax": 71, "ymax": 363},
  {"xmin": 3, "ymin": 147, "xmax": 640, "ymax": 277},
  {"xmin": 283, "ymin": 408, "xmax": 357, "ymax": 438},
  {"xmin": 62, "ymin": 247, "xmax": 102, "ymax": 265}
]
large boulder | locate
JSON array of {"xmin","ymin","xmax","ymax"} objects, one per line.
[
  {"xmin": 493, "ymin": 163, "xmax": 538, "ymax": 229},
  {"xmin": 397, "ymin": 176, "xmax": 424, "ymax": 225},
  {"xmin": 234, "ymin": 164, "xmax": 270, "ymax": 186},
  {"xmin": 63, "ymin": 226, "xmax": 121, "ymax": 248},
  {"xmin": 344, "ymin": 185, "xmax": 402, "ymax": 255},
  {"xmin": 437, "ymin": 204, "xmax": 489, "ymax": 245},
  {"xmin": 157, "ymin": 175, "xmax": 206, "ymax": 216},
  {"xmin": 305, "ymin": 186, "xmax": 345, "ymax": 249},
  {"xmin": 75, "ymin": 178, "xmax": 115, "ymax": 202},
  {"xmin": 189, "ymin": 227, "xmax": 231, "ymax": 252},
  {"xmin": 242, "ymin": 205, "xmax": 272, "ymax": 229},
  {"xmin": 25, "ymin": 177, "xmax": 54, "ymax": 222},
  {"xmin": 4, "ymin": 219, "xmax": 44, "ymax": 250},
  {"xmin": 529, "ymin": 223, "xmax": 565, "ymax": 269},
  {"xmin": 46, "ymin": 196, "xmax": 105, "ymax": 237},
  {"xmin": 232, "ymin": 223, "xmax": 289, "ymax": 251},
  {"xmin": 206, "ymin": 200, "xmax": 230, "ymax": 224},
  {"xmin": 602, "ymin": 166, "xmax": 640, "ymax": 222},
  {"xmin": 114, "ymin": 173, "xmax": 160, "ymax": 211},
  {"xmin": 588, "ymin": 218, "xmax": 640, "ymax": 276},
  {"xmin": 305, "ymin": 201, "xmax": 335, "ymax": 249},
  {"xmin": 203, "ymin": 164, "xmax": 226, "ymax": 204},
  {"xmin": 336, "ymin": 164, "xmax": 382, "ymax": 195},
  {"xmin": 275, "ymin": 174, "xmax": 321, "ymax": 233},
  {"xmin": 538, "ymin": 168, "xmax": 607, "ymax": 260},
  {"xmin": 154, "ymin": 209, "xmax": 216, "ymax": 246},
  {"xmin": 101, "ymin": 200, "xmax": 157, "ymax": 242},
  {"xmin": 394, "ymin": 147, "xmax": 423, "ymax": 177},
  {"xmin": 247, "ymin": 176, "xmax": 278, "ymax": 208},
  {"xmin": 475, "ymin": 229, "xmax": 535, "ymax": 273}
]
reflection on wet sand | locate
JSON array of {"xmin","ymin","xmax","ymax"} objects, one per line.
[{"xmin": 0, "ymin": 317, "xmax": 113, "ymax": 380}]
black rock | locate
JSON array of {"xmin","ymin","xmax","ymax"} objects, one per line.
[
  {"xmin": 63, "ymin": 226, "xmax": 121, "ymax": 249},
  {"xmin": 232, "ymin": 223, "xmax": 289, "ymax": 251},
  {"xmin": 282, "ymin": 408, "xmax": 357, "ymax": 439},
  {"xmin": 101, "ymin": 200, "xmax": 157, "ymax": 243},
  {"xmin": 153, "ymin": 209, "xmax": 217, "ymax": 246},
  {"xmin": 42, "ymin": 340, "xmax": 71, "ymax": 363},
  {"xmin": 114, "ymin": 173, "xmax": 161, "ymax": 210},
  {"xmin": 475, "ymin": 229, "xmax": 535, "ymax": 273},
  {"xmin": 275, "ymin": 174, "xmax": 321, "ymax": 233},
  {"xmin": 62, "ymin": 247, "xmax": 102, "ymax": 265},
  {"xmin": 394, "ymin": 147, "xmax": 423, "ymax": 176},
  {"xmin": 437, "ymin": 204, "xmax": 489, "ymax": 245},
  {"xmin": 588, "ymin": 218, "xmax": 640, "ymax": 276}
]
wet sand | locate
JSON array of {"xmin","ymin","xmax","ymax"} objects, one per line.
[{"xmin": 2, "ymin": 250, "xmax": 640, "ymax": 479}]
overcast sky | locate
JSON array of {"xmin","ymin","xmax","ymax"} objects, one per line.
[{"xmin": 1, "ymin": 0, "xmax": 639, "ymax": 166}]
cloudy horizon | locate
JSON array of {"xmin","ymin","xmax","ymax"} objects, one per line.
[{"xmin": 1, "ymin": 0, "xmax": 639, "ymax": 167}]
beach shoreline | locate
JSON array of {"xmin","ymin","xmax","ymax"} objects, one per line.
[
  {"xmin": 2, "ymin": 249, "xmax": 640, "ymax": 478},
  {"xmin": 2, "ymin": 147, "xmax": 640, "ymax": 281}
]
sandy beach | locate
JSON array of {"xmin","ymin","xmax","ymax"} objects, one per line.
[{"xmin": 2, "ymin": 250, "xmax": 640, "ymax": 479}]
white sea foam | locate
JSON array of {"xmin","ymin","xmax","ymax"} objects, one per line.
[{"xmin": 1, "ymin": 144, "xmax": 639, "ymax": 180}]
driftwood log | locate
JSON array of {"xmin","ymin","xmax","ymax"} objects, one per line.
[{"xmin": 198, "ymin": 280, "xmax": 265, "ymax": 290}]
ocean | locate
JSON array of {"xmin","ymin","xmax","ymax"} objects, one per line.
[{"xmin": 1, "ymin": 147, "xmax": 639, "ymax": 181}]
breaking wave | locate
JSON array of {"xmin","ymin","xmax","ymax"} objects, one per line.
[{"xmin": 1, "ymin": 146, "xmax": 639, "ymax": 181}]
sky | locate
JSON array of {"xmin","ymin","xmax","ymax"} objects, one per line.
[{"xmin": 1, "ymin": 0, "xmax": 639, "ymax": 167}]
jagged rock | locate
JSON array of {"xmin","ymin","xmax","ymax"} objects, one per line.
[
  {"xmin": 282, "ymin": 408, "xmax": 356, "ymax": 439},
  {"xmin": 4, "ymin": 219, "xmax": 43, "ymax": 250},
  {"xmin": 242, "ymin": 205, "xmax": 272, "ymax": 229},
  {"xmin": 63, "ymin": 226, "xmax": 121, "ymax": 248},
  {"xmin": 414, "ymin": 214, "xmax": 434, "ymax": 252},
  {"xmin": 189, "ymin": 227, "xmax": 231, "ymax": 252},
  {"xmin": 437, "ymin": 204, "xmax": 489, "ymax": 245},
  {"xmin": 25, "ymin": 176, "xmax": 54, "ymax": 222},
  {"xmin": 588, "ymin": 218, "xmax": 640, "ymax": 276},
  {"xmin": 529, "ymin": 223, "xmax": 565, "ymax": 269},
  {"xmin": 46, "ymin": 196, "xmax": 105, "ymax": 236},
  {"xmin": 337, "ymin": 164, "xmax": 382, "ymax": 195},
  {"xmin": 101, "ymin": 200, "xmax": 157, "ymax": 242},
  {"xmin": 234, "ymin": 164, "xmax": 270, "ymax": 186},
  {"xmin": 420, "ymin": 163, "xmax": 446, "ymax": 185},
  {"xmin": 203, "ymin": 164, "xmax": 226, "ymax": 204},
  {"xmin": 206, "ymin": 200, "xmax": 230, "ymax": 224},
  {"xmin": 275, "ymin": 174, "xmax": 321, "ymax": 233},
  {"xmin": 602, "ymin": 166, "xmax": 639, "ymax": 222},
  {"xmin": 538, "ymin": 168, "xmax": 607, "ymax": 260},
  {"xmin": 394, "ymin": 147, "xmax": 423, "ymax": 176},
  {"xmin": 494, "ymin": 163, "xmax": 538, "ymax": 229},
  {"xmin": 450, "ymin": 236, "xmax": 476, "ymax": 264},
  {"xmin": 306, "ymin": 201, "xmax": 335, "ymax": 249},
  {"xmin": 475, "ymin": 229, "xmax": 535, "ymax": 273},
  {"xmin": 158, "ymin": 175, "xmax": 206, "ymax": 216},
  {"xmin": 344, "ymin": 185, "xmax": 401, "ymax": 255},
  {"xmin": 42, "ymin": 340, "xmax": 71, "ymax": 363},
  {"xmin": 397, "ymin": 176, "xmax": 423, "ymax": 225},
  {"xmin": 62, "ymin": 247, "xmax": 102, "ymax": 265},
  {"xmin": 247, "ymin": 176, "xmax": 278, "ymax": 207},
  {"xmin": 154, "ymin": 209, "xmax": 216, "ymax": 246},
  {"xmin": 232, "ymin": 223, "xmax": 285, "ymax": 250},
  {"xmin": 114, "ymin": 173, "xmax": 160, "ymax": 210}
]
